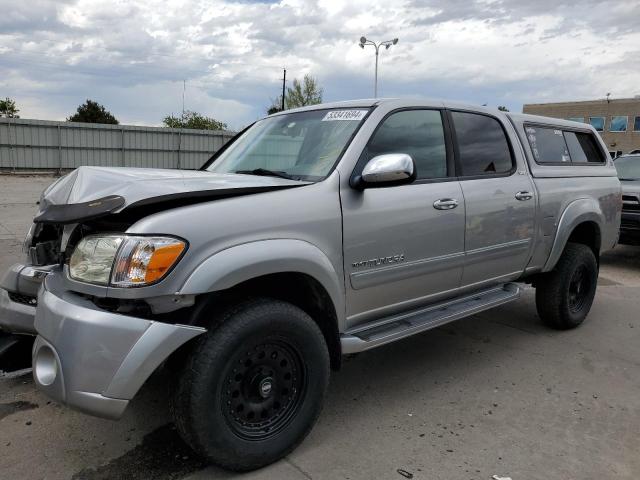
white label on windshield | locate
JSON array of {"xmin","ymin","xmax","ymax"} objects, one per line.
[{"xmin": 322, "ymin": 110, "xmax": 367, "ymax": 121}]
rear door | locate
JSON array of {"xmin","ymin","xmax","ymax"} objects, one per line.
[
  {"xmin": 341, "ymin": 109, "xmax": 465, "ymax": 326},
  {"xmin": 448, "ymin": 110, "xmax": 536, "ymax": 288}
]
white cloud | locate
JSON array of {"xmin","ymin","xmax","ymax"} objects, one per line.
[{"xmin": 1, "ymin": 0, "xmax": 639, "ymax": 127}]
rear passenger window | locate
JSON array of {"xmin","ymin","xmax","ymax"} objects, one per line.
[
  {"xmin": 563, "ymin": 132, "xmax": 588, "ymax": 162},
  {"xmin": 564, "ymin": 131, "xmax": 605, "ymax": 163},
  {"xmin": 526, "ymin": 126, "xmax": 605, "ymax": 164},
  {"xmin": 573, "ymin": 132, "xmax": 605, "ymax": 163},
  {"xmin": 451, "ymin": 111, "xmax": 513, "ymax": 176},
  {"xmin": 525, "ymin": 126, "xmax": 570, "ymax": 163},
  {"xmin": 366, "ymin": 110, "xmax": 447, "ymax": 179}
]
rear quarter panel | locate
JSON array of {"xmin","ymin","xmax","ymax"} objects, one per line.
[
  {"xmin": 528, "ymin": 178, "xmax": 620, "ymax": 271},
  {"xmin": 508, "ymin": 114, "xmax": 621, "ymax": 272}
]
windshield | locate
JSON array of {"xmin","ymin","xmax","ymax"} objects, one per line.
[
  {"xmin": 614, "ymin": 155, "xmax": 640, "ymax": 180},
  {"xmin": 206, "ymin": 108, "xmax": 369, "ymax": 181}
]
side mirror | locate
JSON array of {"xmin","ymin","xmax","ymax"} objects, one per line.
[{"xmin": 353, "ymin": 153, "xmax": 416, "ymax": 189}]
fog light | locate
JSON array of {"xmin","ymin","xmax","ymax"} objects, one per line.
[{"xmin": 34, "ymin": 345, "xmax": 57, "ymax": 386}]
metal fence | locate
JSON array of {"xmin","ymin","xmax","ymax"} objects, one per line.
[{"xmin": 0, "ymin": 118, "xmax": 236, "ymax": 171}]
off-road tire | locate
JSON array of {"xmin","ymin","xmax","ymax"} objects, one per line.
[
  {"xmin": 171, "ymin": 298, "xmax": 330, "ymax": 471},
  {"xmin": 535, "ymin": 242, "xmax": 598, "ymax": 329}
]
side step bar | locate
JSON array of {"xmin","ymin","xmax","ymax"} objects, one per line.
[{"xmin": 340, "ymin": 283, "xmax": 520, "ymax": 354}]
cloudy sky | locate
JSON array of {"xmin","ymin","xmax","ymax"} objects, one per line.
[{"xmin": 1, "ymin": 0, "xmax": 639, "ymax": 129}]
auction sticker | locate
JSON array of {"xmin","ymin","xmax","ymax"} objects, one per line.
[{"xmin": 322, "ymin": 110, "xmax": 367, "ymax": 121}]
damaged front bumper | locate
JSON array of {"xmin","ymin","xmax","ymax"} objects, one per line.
[
  {"xmin": 0, "ymin": 263, "xmax": 54, "ymax": 334},
  {"xmin": 32, "ymin": 273, "xmax": 205, "ymax": 419}
]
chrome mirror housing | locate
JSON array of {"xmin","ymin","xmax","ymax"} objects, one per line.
[{"xmin": 357, "ymin": 153, "xmax": 416, "ymax": 188}]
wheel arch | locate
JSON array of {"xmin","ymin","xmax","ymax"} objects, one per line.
[
  {"xmin": 543, "ymin": 199, "xmax": 603, "ymax": 272},
  {"xmin": 178, "ymin": 239, "xmax": 345, "ymax": 370}
]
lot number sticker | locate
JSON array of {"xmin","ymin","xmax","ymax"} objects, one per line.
[{"xmin": 322, "ymin": 110, "xmax": 367, "ymax": 121}]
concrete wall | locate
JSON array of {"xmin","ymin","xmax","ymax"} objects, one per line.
[
  {"xmin": 0, "ymin": 118, "xmax": 236, "ymax": 171},
  {"xmin": 523, "ymin": 97, "xmax": 640, "ymax": 156}
]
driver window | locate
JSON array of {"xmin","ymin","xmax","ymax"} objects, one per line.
[{"xmin": 366, "ymin": 110, "xmax": 447, "ymax": 179}]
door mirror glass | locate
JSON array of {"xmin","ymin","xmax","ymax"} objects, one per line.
[{"xmin": 359, "ymin": 153, "xmax": 416, "ymax": 187}]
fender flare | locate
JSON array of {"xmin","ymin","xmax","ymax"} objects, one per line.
[
  {"xmin": 542, "ymin": 198, "xmax": 603, "ymax": 272},
  {"xmin": 178, "ymin": 239, "xmax": 345, "ymax": 327}
]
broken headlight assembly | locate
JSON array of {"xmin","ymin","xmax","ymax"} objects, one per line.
[{"xmin": 69, "ymin": 235, "xmax": 186, "ymax": 287}]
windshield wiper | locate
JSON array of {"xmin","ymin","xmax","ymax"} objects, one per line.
[
  {"xmin": 619, "ymin": 177, "xmax": 639, "ymax": 181},
  {"xmin": 234, "ymin": 168, "xmax": 297, "ymax": 180}
]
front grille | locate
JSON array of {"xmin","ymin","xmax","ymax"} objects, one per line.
[
  {"xmin": 621, "ymin": 220, "xmax": 640, "ymax": 231},
  {"xmin": 8, "ymin": 292, "xmax": 37, "ymax": 307},
  {"xmin": 622, "ymin": 194, "xmax": 640, "ymax": 212}
]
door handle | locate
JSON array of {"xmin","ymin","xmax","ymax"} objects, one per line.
[
  {"xmin": 515, "ymin": 191, "xmax": 533, "ymax": 201},
  {"xmin": 433, "ymin": 198, "xmax": 459, "ymax": 210}
]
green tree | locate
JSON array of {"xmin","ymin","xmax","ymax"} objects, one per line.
[
  {"xmin": 267, "ymin": 103, "xmax": 282, "ymax": 115},
  {"xmin": 67, "ymin": 100, "xmax": 119, "ymax": 124},
  {"xmin": 0, "ymin": 97, "xmax": 20, "ymax": 118},
  {"xmin": 287, "ymin": 74, "xmax": 323, "ymax": 108},
  {"xmin": 498, "ymin": 105, "xmax": 509, "ymax": 112},
  {"xmin": 163, "ymin": 110, "xmax": 227, "ymax": 130},
  {"xmin": 267, "ymin": 74, "xmax": 323, "ymax": 114}
]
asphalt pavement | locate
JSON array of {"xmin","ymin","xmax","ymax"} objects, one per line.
[{"xmin": 0, "ymin": 174, "xmax": 638, "ymax": 480}]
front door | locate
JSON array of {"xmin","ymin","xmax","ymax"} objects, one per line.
[
  {"xmin": 341, "ymin": 109, "xmax": 466, "ymax": 327},
  {"xmin": 448, "ymin": 110, "xmax": 536, "ymax": 288}
]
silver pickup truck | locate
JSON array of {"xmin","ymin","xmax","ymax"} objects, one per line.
[{"xmin": 0, "ymin": 99, "xmax": 621, "ymax": 471}]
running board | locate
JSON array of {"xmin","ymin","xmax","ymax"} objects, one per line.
[{"xmin": 340, "ymin": 283, "xmax": 520, "ymax": 354}]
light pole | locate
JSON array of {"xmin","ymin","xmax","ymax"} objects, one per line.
[{"xmin": 359, "ymin": 36, "xmax": 398, "ymax": 98}]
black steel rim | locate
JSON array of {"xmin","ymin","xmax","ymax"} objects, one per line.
[
  {"xmin": 568, "ymin": 265, "xmax": 591, "ymax": 313},
  {"xmin": 222, "ymin": 339, "xmax": 305, "ymax": 440}
]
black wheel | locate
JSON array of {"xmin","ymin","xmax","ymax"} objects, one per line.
[
  {"xmin": 535, "ymin": 242, "xmax": 598, "ymax": 329},
  {"xmin": 171, "ymin": 298, "xmax": 330, "ymax": 471}
]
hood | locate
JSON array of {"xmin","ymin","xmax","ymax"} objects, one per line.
[{"xmin": 35, "ymin": 166, "xmax": 307, "ymax": 224}]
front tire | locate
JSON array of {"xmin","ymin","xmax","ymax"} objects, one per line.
[
  {"xmin": 171, "ymin": 298, "xmax": 330, "ymax": 471},
  {"xmin": 535, "ymin": 242, "xmax": 598, "ymax": 329}
]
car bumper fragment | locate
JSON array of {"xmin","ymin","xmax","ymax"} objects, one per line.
[
  {"xmin": 0, "ymin": 288, "xmax": 37, "ymax": 334},
  {"xmin": 0, "ymin": 263, "xmax": 54, "ymax": 334},
  {"xmin": 32, "ymin": 275, "xmax": 205, "ymax": 419}
]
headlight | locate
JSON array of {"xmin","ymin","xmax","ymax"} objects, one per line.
[
  {"xmin": 111, "ymin": 236, "xmax": 186, "ymax": 286},
  {"xmin": 69, "ymin": 235, "xmax": 122, "ymax": 285},
  {"xmin": 69, "ymin": 235, "xmax": 186, "ymax": 287}
]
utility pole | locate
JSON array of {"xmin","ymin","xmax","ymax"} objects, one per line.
[
  {"xmin": 182, "ymin": 80, "xmax": 186, "ymax": 118},
  {"xmin": 281, "ymin": 69, "xmax": 286, "ymax": 112}
]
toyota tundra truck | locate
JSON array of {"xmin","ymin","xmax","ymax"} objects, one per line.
[{"xmin": 0, "ymin": 99, "xmax": 621, "ymax": 471}]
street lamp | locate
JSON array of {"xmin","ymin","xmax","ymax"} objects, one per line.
[{"xmin": 359, "ymin": 36, "xmax": 399, "ymax": 98}]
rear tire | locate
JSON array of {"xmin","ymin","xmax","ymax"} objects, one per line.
[
  {"xmin": 535, "ymin": 242, "xmax": 598, "ymax": 329},
  {"xmin": 171, "ymin": 298, "xmax": 330, "ymax": 471}
]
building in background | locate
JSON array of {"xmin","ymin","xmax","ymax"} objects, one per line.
[{"xmin": 523, "ymin": 97, "xmax": 640, "ymax": 158}]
